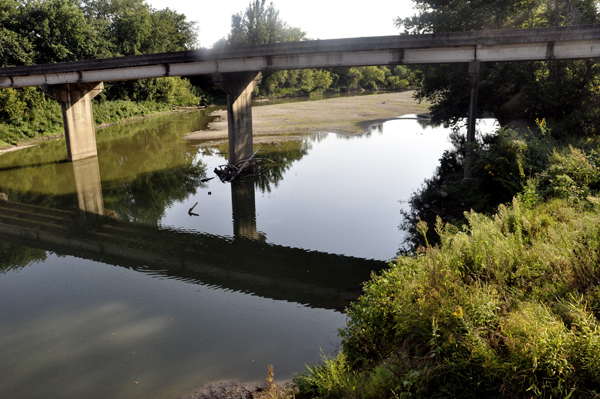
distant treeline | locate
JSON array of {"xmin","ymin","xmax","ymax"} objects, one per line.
[{"xmin": 255, "ymin": 65, "xmax": 419, "ymax": 98}]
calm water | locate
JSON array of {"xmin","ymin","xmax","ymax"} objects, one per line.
[{"xmin": 0, "ymin": 106, "xmax": 492, "ymax": 398}]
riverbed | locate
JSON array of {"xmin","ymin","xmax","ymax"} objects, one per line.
[{"xmin": 0, "ymin": 94, "xmax": 491, "ymax": 398}]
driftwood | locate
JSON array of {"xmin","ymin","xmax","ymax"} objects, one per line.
[
  {"xmin": 188, "ymin": 202, "xmax": 199, "ymax": 216},
  {"xmin": 214, "ymin": 149, "xmax": 272, "ymax": 182}
]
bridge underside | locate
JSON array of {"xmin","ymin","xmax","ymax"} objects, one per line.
[{"xmin": 1, "ymin": 25, "xmax": 599, "ymax": 164}]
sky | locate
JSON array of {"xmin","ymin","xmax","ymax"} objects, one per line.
[{"xmin": 145, "ymin": 0, "xmax": 417, "ymax": 48}]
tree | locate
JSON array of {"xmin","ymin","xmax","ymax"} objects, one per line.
[
  {"xmin": 227, "ymin": 0, "xmax": 306, "ymax": 46},
  {"xmin": 80, "ymin": 0, "xmax": 199, "ymax": 102},
  {"xmin": 395, "ymin": 0, "xmax": 600, "ymax": 133},
  {"xmin": 82, "ymin": 0, "xmax": 197, "ymax": 55},
  {"xmin": 358, "ymin": 66, "xmax": 386, "ymax": 90},
  {"xmin": 0, "ymin": 0, "xmax": 33, "ymax": 67},
  {"xmin": 16, "ymin": 0, "xmax": 112, "ymax": 64}
]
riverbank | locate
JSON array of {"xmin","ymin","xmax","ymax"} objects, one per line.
[
  {"xmin": 183, "ymin": 91, "xmax": 428, "ymax": 143},
  {"xmin": 0, "ymin": 106, "xmax": 204, "ymax": 155}
]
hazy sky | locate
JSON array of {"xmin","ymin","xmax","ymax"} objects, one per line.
[{"xmin": 145, "ymin": 0, "xmax": 417, "ymax": 48}]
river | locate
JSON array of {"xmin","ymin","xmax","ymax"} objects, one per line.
[{"xmin": 0, "ymin": 105, "xmax": 494, "ymax": 398}]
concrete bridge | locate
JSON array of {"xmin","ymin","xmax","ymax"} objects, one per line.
[{"xmin": 1, "ymin": 25, "xmax": 599, "ymax": 164}]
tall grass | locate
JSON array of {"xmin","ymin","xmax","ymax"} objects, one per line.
[{"xmin": 296, "ymin": 193, "xmax": 600, "ymax": 398}]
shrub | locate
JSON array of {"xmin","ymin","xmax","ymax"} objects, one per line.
[
  {"xmin": 297, "ymin": 196, "xmax": 600, "ymax": 398},
  {"xmin": 538, "ymin": 145, "xmax": 600, "ymax": 203}
]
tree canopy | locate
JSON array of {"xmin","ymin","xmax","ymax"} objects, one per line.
[{"xmin": 226, "ymin": 0, "xmax": 306, "ymax": 46}]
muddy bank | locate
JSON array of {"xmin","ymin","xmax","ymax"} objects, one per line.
[{"xmin": 184, "ymin": 91, "xmax": 428, "ymax": 143}]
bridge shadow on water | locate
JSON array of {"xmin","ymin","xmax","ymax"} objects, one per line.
[{"xmin": 0, "ymin": 152, "xmax": 387, "ymax": 312}]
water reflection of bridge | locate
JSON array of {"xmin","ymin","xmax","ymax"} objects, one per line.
[{"xmin": 0, "ymin": 156, "xmax": 386, "ymax": 312}]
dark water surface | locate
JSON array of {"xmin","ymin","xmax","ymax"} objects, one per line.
[{"xmin": 0, "ymin": 108, "xmax": 490, "ymax": 398}]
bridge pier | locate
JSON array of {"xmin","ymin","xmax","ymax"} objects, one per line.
[
  {"xmin": 42, "ymin": 82, "xmax": 104, "ymax": 161},
  {"xmin": 213, "ymin": 72, "xmax": 261, "ymax": 165},
  {"xmin": 464, "ymin": 61, "xmax": 480, "ymax": 179}
]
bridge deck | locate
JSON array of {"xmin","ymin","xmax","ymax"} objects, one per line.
[{"xmin": 1, "ymin": 25, "xmax": 599, "ymax": 89}]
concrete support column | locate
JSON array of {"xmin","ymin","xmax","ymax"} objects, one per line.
[
  {"xmin": 464, "ymin": 61, "xmax": 480, "ymax": 180},
  {"xmin": 43, "ymin": 82, "xmax": 104, "ymax": 161},
  {"xmin": 72, "ymin": 156, "xmax": 104, "ymax": 215},
  {"xmin": 213, "ymin": 72, "xmax": 261, "ymax": 165}
]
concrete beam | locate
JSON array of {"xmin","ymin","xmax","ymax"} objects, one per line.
[
  {"xmin": 42, "ymin": 82, "xmax": 103, "ymax": 161},
  {"xmin": 213, "ymin": 72, "xmax": 261, "ymax": 165}
]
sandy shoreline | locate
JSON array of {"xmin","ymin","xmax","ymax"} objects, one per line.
[{"xmin": 184, "ymin": 91, "xmax": 428, "ymax": 143}]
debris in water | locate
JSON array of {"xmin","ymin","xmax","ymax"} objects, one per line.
[
  {"xmin": 188, "ymin": 202, "xmax": 199, "ymax": 216},
  {"xmin": 214, "ymin": 149, "xmax": 275, "ymax": 183}
]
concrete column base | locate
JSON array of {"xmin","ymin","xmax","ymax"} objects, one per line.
[
  {"xmin": 43, "ymin": 82, "xmax": 104, "ymax": 162},
  {"xmin": 213, "ymin": 72, "xmax": 261, "ymax": 165}
]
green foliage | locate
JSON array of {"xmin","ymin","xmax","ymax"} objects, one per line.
[
  {"xmin": 0, "ymin": 87, "xmax": 63, "ymax": 144},
  {"xmin": 538, "ymin": 145, "xmax": 600, "ymax": 203},
  {"xmin": 403, "ymin": 120, "xmax": 568, "ymax": 225},
  {"xmin": 358, "ymin": 66, "xmax": 386, "ymax": 91},
  {"xmin": 16, "ymin": 0, "xmax": 112, "ymax": 64},
  {"xmin": 82, "ymin": 0, "xmax": 197, "ymax": 54},
  {"xmin": 92, "ymin": 99, "xmax": 171, "ymax": 125},
  {"xmin": 395, "ymin": 0, "xmax": 600, "ymax": 134},
  {"xmin": 297, "ymin": 195, "xmax": 600, "ymax": 398},
  {"xmin": 295, "ymin": 352, "xmax": 360, "ymax": 398},
  {"xmin": 226, "ymin": 0, "xmax": 306, "ymax": 46},
  {"xmin": 0, "ymin": 0, "xmax": 34, "ymax": 67}
]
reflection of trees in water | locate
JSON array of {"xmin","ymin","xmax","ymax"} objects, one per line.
[
  {"xmin": 96, "ymin": 109, "xmax": 214, "ymax": 144},
  {"xmin": 253, "ymin": 139, "xmax": 313, "ymax": 193},
  {"xmin": 416, "ymin": 115, "xmax": 433, "ymax": 129},
  {"xmin": 0, "ymin": 243, "xmax": 47, "ymax": 274},
  {"xmin": 0, "ymin": 109, "xmax": 209, "ymax": 224},
  {"xmin": 98, "ymin": 117, "xmax": 209, "ymax": 225},
  {"xmin": 102, "ymin": 159, "xmax": 206, "ymax": 225}
]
